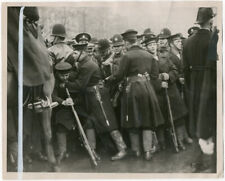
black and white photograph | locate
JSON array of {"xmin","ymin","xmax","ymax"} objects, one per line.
[{"xmin": 2, "ymin": 0, "xmax": 223, "ymax": 179}]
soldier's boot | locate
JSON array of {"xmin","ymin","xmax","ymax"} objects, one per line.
[
  {"xmin": 183, "ymin": 126, "xmax": 193, "ymax": 144},
  {"xmin": 86, "ymin": 129, "xmax": 100, "ymax": 161},
  {"xmin": 176, "ymin": 125, "xmax": 186, "ymax": 151},
  {"xmin": 151, "ymin": 131, "xmax": 159, "ymax": 153},
  {"xmin": 56, "ymin": 132, "xmax": 67, "ymax": 165},
  {"xmin": 143, "ymin": 130, "xmax": 153, "ymax": 161},
  {"xmin": 129, "ymin": 131, "xmax": 141, "ymax": 157},
  {"xmin": 156, "ymin": 128, "xmax": 166, "ymax": 151},
  {"xmin": 110, "ymin": 130, "xmax": 127, "ymax": 161}
]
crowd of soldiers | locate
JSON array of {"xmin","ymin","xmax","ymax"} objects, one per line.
[{"xmin": 7, "ymin": 7, "xmax": 217, "ymax": 173}]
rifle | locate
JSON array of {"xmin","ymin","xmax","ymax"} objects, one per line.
[
  {"xmin": 164, "ymin": 88, "xmax": 179, "ymax": 153},
  {"xmin": 65, "ymin": 88, "xmax": 98, "ymax": 166},
  {"xmin": 94, "ymin": 85, "xmax": 110, "ymax": 126}
]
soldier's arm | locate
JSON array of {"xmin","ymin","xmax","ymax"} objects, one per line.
[
  {"xmin": 52, "ymin": 86, "xmax": 64, "ymax": 104},
  {"xmin": 149, "ymin": 58, "xmax": 162, "ymax": 91},
  {"xmin": 110, "ymin": 54, "xmax": 129, "ymax": 82},
  {"xmin": 168, "ymin": 61, "xmax": 179, "ymax": 84},
  {"xmin": 65, "ymin": 65, "xmax": 94, "ymax": 92}
]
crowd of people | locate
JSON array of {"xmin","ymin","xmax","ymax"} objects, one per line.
[{"xmin": 7, "ymin": 7, "xmax": 218, "ymax": 173}]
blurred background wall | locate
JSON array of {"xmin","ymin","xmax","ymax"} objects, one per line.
[{"xmin": 38, "ymin": 1, "xmax": 220, "ymax": 40}]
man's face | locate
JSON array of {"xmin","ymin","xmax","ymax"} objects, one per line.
[
  {"xmin": 97, "ymin": 47, "xmax": 111, "ymax": 60},
  {"xmin": 58, "ymin": 73, "xmax": 70, "ymax": 82},
  {"xmin": 113, "ymin": 45, "xmax": 123, "ymax": 55},
  {"xmin": 158, "ymin": 50, "xmax": 169, "ymax": 59},
  {"xmin": 157, "ymin": 38, "xmax": 168, "ymax": 48},
  {"xmin": 124, "ymin": 41, "xmax": 132, "ymax": 50},
  {"xmin": 146, "ymin": 41, "xmax": 157, "ymax": 54},
  {"xmin": 209, "ymin": 18, "xmax": 214, "ymax": 30},
  {"xmin": 172, "ymin": 38, "xmax": 182, "ymax": 51}
]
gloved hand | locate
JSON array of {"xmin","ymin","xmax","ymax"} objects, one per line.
[
  {"xmin": 62, "ymin": 98, "xmax": 74, "ymax": 106},
  {"xmin": 199, "ymin": 137, "xmax": 214, "ymax": 155},
  {"xmin": 161, "ymin": 81, "xmax": 168, "ymax": 88},
  {"xmin": 59, "ymin": 83, "xmax": 66, "ymax": 88},
  {"xmin": 179, "ymin": 77, "xmax": 185, "ymax": 85},
  {"xmin": 159, "ymin": 73, "xmax": 169, "ymax": 81}
]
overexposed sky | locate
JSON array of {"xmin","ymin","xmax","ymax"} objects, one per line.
[{"xmin": 39, "ymin": 1, "xmax": 221, "ymax": 39}]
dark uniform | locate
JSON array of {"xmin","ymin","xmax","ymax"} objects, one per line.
[
  {"xmin": 183, "ymin": 7, "xmax": 217, "ymax": 172},
  {"xmin": 169, "ymin": 33, "xmax": 193, "ymax": 144},
  {"xmin": 187, "ymin": 26, "xmax": 200, "ymax": 37},
  {"xmin": 183, "ymin": 10, "xmax": 217, "ymax": 140},
  {"xmin": 52, "ymin": 62, "xmax": 96, "ymax": 163},
  {"xmin": 156, "ymin": 46, "xmax": 188, "ymax": 150},
  {"xmin": 110, "ymin": 29, "xmax": 165, "ymax": 160},
  {"xmin": 48, "ymin": 24, "xmax": 74, "ymax": 66},
  {"xmin": 64, "ymin": 49, "xmax": 127, "ymax": 161}
]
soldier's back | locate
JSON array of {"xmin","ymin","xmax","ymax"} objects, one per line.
[
  {"xmin": 124, "ymin": 45, "xmax": 154, "ymax": 76},
  {"xmin": 184, "ymin": 29, "xmax": 211, "ymax": 66}
]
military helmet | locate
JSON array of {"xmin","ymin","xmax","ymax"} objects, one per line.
[
  {"xmin": 97, "ymin": 39, "xmax": 111, "ymax": 51},
  {"xmin": 51, "ymin": 24, "xmax": 66, "ymax": 38},
  {"xmin": 111, "ymin": 34, "xmax": 124, "ymax": 47},
  {"xmin": 157, "ymin": 28, "xmax": 171, "ymax": 39}
]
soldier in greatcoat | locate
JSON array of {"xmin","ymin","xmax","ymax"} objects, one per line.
[
  {"xmin": 52, "ymin": 61, "xmax": 100, "ymax": 164},
  {"xmin": 169, "ymin": 33, "xmax": 193, "ymax": 144},
  {"xmin": 60, "ymin": 43, "xmax": 128, "ymax": 161},
  {"xmin": 183, "ymin": 7, "xmax": 218, "ymax": 172},
  {"xmin": 108, "ymin": 29, "xmax": 165, "ymax": 160},
  {"xmin": 156, "ymin": 46, "xmax": 189, "ymax": 150}
]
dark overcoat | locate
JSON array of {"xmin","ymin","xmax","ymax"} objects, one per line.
[
  {"xmin": 168, "ymin": 51, "xmax": 187, "ymax": 102},
  {"xmin": 111, "ymin": 45, "xmax": 165, "ymax": 130},
  {"xmin": 52, "ymin": 78, "xmax": 93, "ymax": 130},
  {"xmin": 156, "ymin": 58, "xmax": 188, "ymax": 123},
  {"xmin": 183, "ymin": 29, "xmax": 217, "ymax": 139},
  {"xmin": 65, "ymin": 54, "xmax": 118, "ymax": 133}
]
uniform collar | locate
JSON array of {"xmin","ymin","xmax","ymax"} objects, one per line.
[
  {"xmin": 128, "ymin": 45, "xmax": 142, "ymax": 51},
  {"xmin": 171, "ymin": 47, "xmax": 181, "ymax": 59}
]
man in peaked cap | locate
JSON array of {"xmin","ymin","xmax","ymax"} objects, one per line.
[
  {"xmin": 169, "ymin": 33, "xmax": 194, "ymax": 145},
  {"xmin": 72, "ymin": 33, "xmax": 91, "ymax": 52},
  {"xmin": 74, "ymin": 32, "xmax": 91, "ymax": 44},
  {"xmin": 143, "ymin": 28, "xmax": 156, "ymax": 42},
  {"xmin": 107, "ymin": 29, "xmax": 165, "ymax": 161},
  {"xmin": 48, "ymin": 24, "xmax": 74, "ymax": 67},
  {"xmin": 59, "ymin": 40, "xmax": 128, "ymax": 161},
  {"xmin": 142, "ymin": 34, "xmax": 158, "ymax": 59},
  {"xmin": 52, "ymin": 61, "xmax": 100, "ymax": 164},
  {"xmin": 183, "ymin": 7, "xmax": 218, "ymax": 172}
]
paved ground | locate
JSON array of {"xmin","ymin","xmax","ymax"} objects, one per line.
[{"xmin": 17, "ymin": 139, "xmax": 215, "ymax": 173}]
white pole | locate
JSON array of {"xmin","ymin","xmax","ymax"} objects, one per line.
[{"xmin": 18, "ymin": 6, "xmax": 25, "ymax": 173}]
